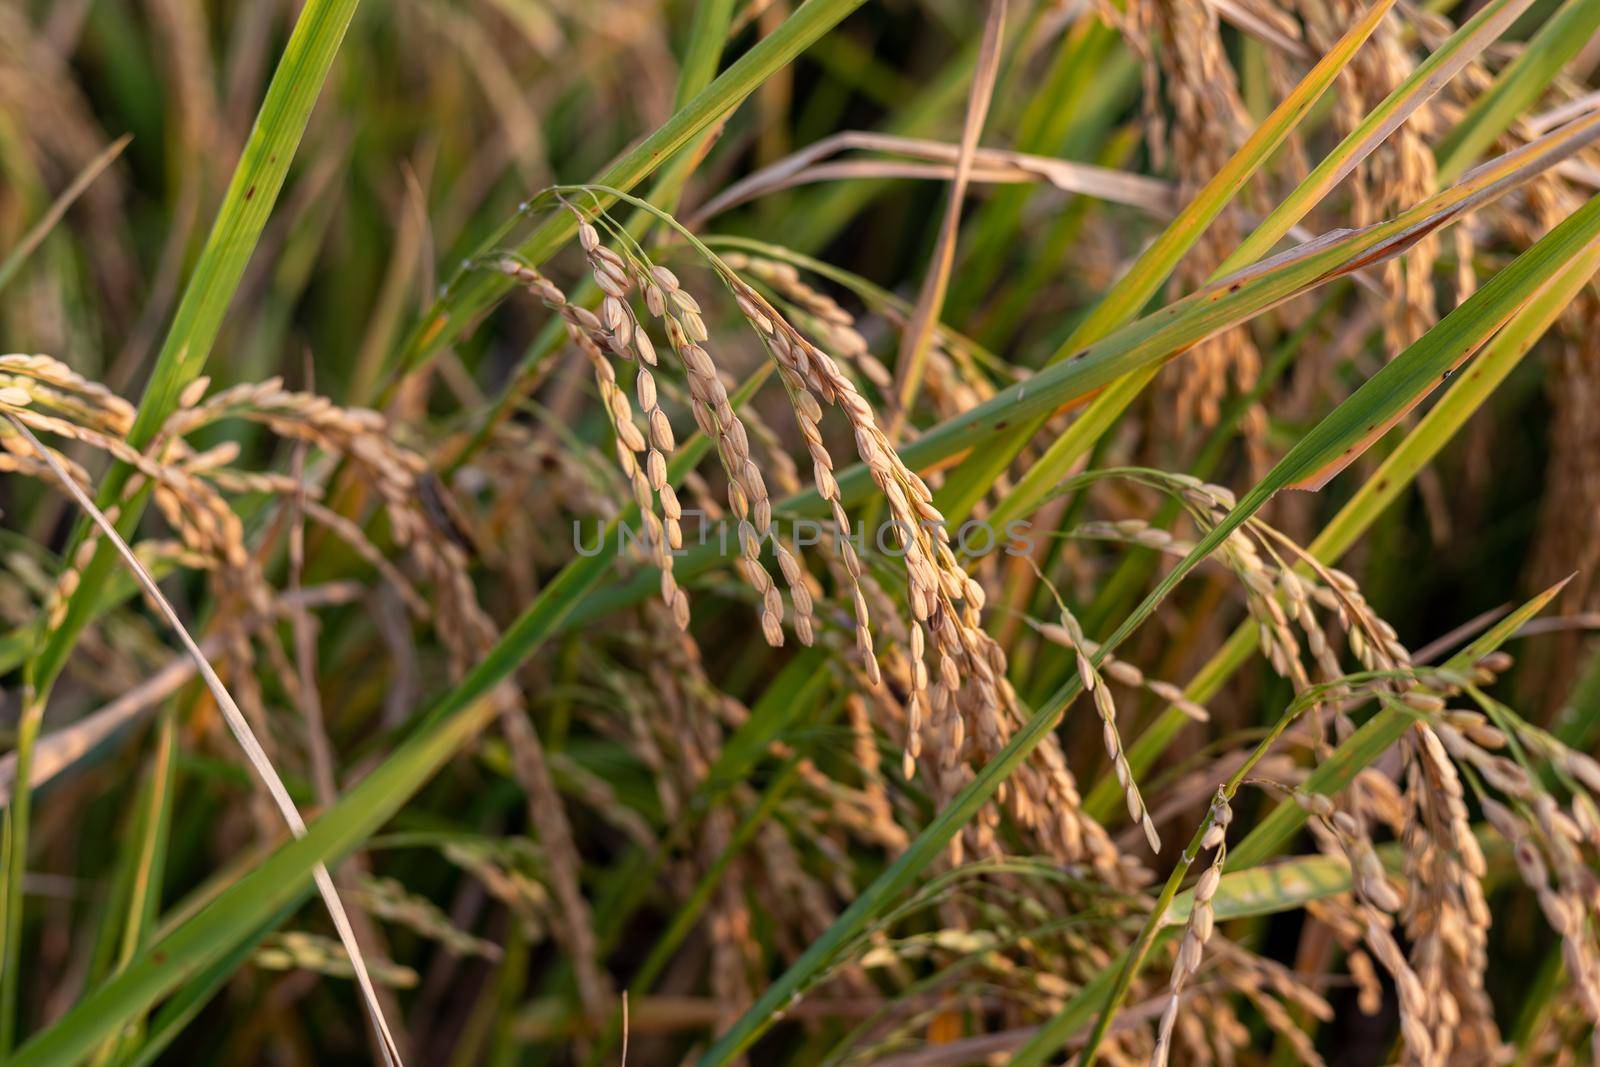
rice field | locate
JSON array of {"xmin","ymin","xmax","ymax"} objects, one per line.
[{"xmin": 4, "ymin": 0, "xmax": 1600, "ymax": 1064}]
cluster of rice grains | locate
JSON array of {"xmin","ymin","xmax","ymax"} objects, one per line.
[
  {"xmin": 1038, "ymin": 468, "xmax": 1600, "ymax": 1065},
  {"xmin": 1100, "ymin": 0, "xmax": 1267, "ymax": 434},
  {"xmin": 1064, "ymin": 468, "xmax": 1411, "ymax": 741},
  {"xmin": 5, "ymin": 345, "xmax": 650, "ymax": 1035},
  {"xmin": 498, "ymin": 197, "xmax": 1122, "ymax": 875},
  {"xmin": 508, "ymin": 579, "xmax": 908, "ymax": 1032},
  {"xmin": 721, "ymin": 250, "xmax": 1001, "ymax": 423},
  {"xmin": 0, "ymin": 353, "xmax": 492, "ymax": 655},
  {"xmin": 1296, "ymin": 680, "xmax": 1600, "ymax": 1067},
  {"xmin": 0, "ymin": 350, "xmax": 550, "ymax": 935},
  {"xmin": 1284, "ymin": 672, "xmax": 1600, "ymax": 1067},
  {"xmin": 1296, "ymin": 0, "xmax": 1442, "ymax": 351},
  {"xmin": 1152, "ymin": 789, "xmax": 1231, "ymax": 1067}
]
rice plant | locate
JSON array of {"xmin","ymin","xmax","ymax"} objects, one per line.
[{"xmin": 4, "ymin": 1, "xmax": 1600, "ymax": 1064}]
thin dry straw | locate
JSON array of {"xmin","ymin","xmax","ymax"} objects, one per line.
[
  {"xmin": 2, "ymin": 412, "xmax": 405, "ymax": 1067},
  {"xmin": 889, "ymin": 0, "xmax": 1005, "ymax": 438},
  {"xmin": 1209, "ymin": 0, "xmax": 1311, "ymax": 57},
  {"xmin": 0, "ymin": 134, "xmax": 131, "ymax": 297},
  {"xmin": 621, "ymin": 991, "xmax": 631, "ymax": 1067},
  {"xmin": 688, "ymin": 137, "xmax": 1175, "ymax": 223}
]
